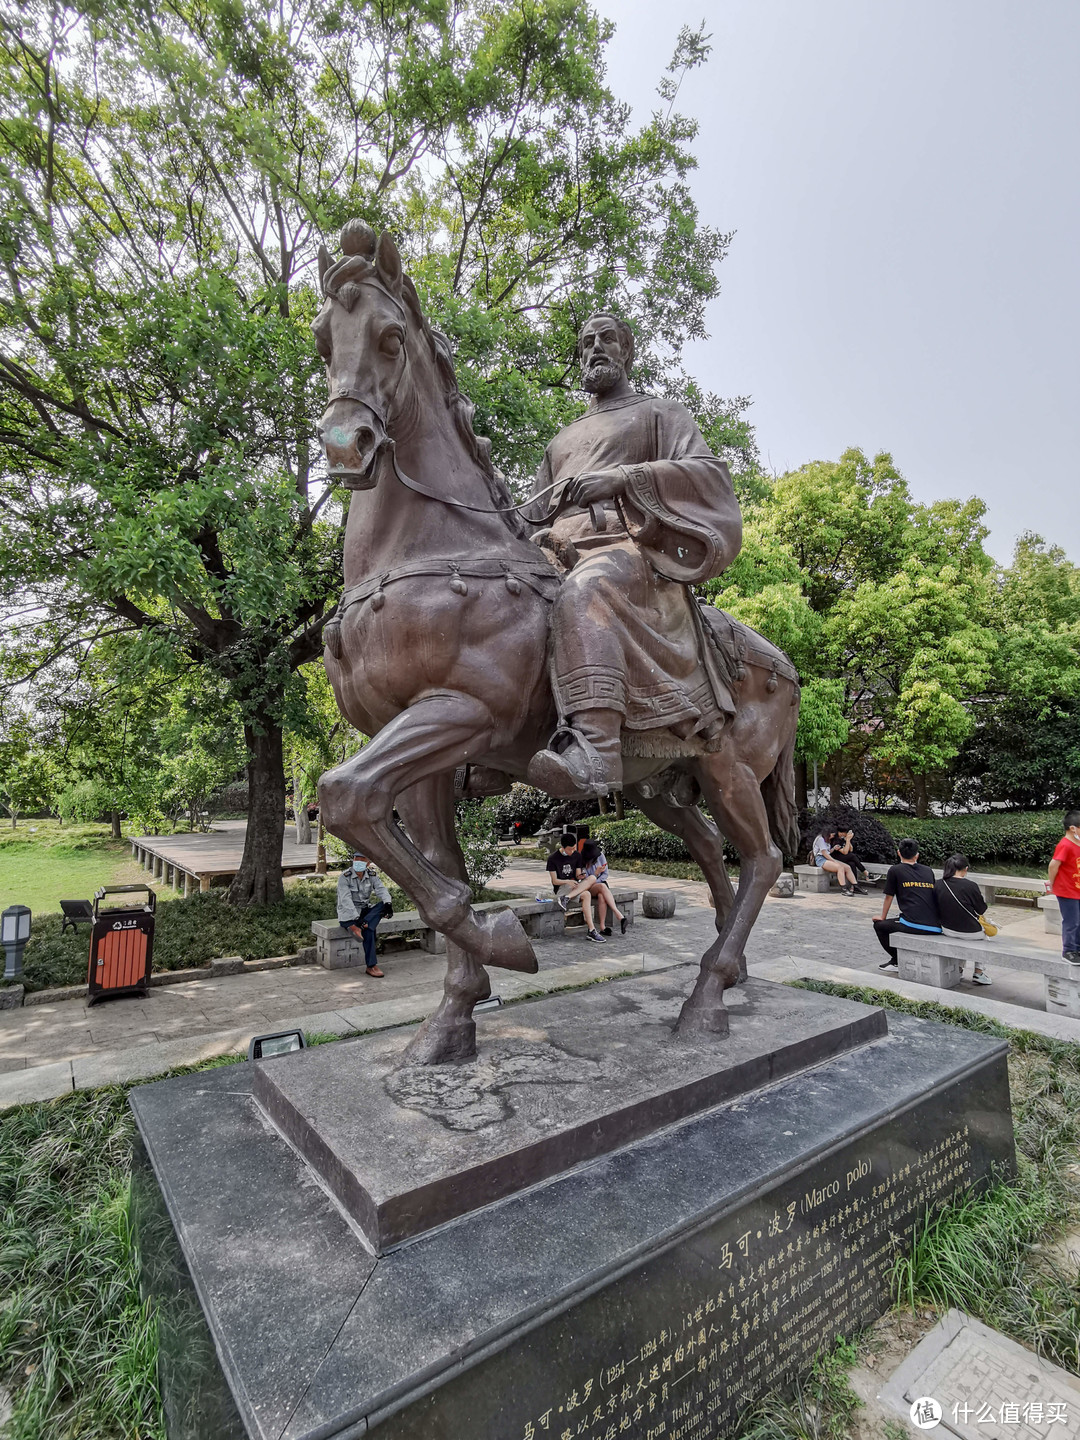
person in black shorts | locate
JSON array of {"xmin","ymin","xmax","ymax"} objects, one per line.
[
  {"xmin": 829, "ymin": 826, "xmax": 872, "ymax": 885},
  {"xmin": 546, "ymin": 834, "xmax": 582, "ymax": 896},
  {"xmin": 873, "ymin": 838, "xmax": 941, "ymax": 967}
]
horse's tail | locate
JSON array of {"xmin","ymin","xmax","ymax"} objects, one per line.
[{"xmin": 761, "ymin": 688, "xmax": 801, "ymax": 859}]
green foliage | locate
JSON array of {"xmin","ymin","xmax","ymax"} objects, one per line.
[
  {"xmin": 875, "ymin": 810, "xmax": 1063, "ymax": 869},
  {"xmin": 732, "ymin": 1337, "xmax": 862, "ymax": 1440},
  {"xmin": 454, "ymin": 799, "xmax": 507, "ymax": 894},
  {"xmin": 18, "ymin": 883, "xmax": 347, "ymax": 991},
  {"xmin": 586, "ymin": 810, "xmax": 737, "ymax": 864},
  {"xmin": 0, "ymin": 0, "xmax": 741, "ymax": 900},
  {"xmin": 795, "ymin": 980, "xmax": 1080, "ymax": 1376},
  {"xmin": 491, "ymin": 783, "xmax": 551, "ymax": 836},
  {"xmin": 704, "ymin": 448, "xmax": 998, "ymax": 807},
  {"xmin": 0, "ymin": 1088, "xmax": 164, "ymax": 1439}
]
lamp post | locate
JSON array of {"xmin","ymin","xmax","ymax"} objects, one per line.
[{"xmin": 2, "ymin": 904, "xmax": 32, "ymax": 980}]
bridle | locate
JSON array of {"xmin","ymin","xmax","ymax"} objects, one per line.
[{"xmin": 321, "ymin": 279, "xmax": 567, "ymax": 524}]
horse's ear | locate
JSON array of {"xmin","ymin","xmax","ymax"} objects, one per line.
[
  {"xmin": 375, "ymin": 231, "xmax": 403, "ymax": 292},
  {"xmin": 318, "ymin": 243, "xmax": 332, "ymax": 292}
]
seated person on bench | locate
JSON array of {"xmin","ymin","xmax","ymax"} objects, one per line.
[
  {"xmin": 546, "ymin": 833, "xmax": 583, "ymax": 897},
  {"xmin": 935, "ymin": 853, "xmax": 991, "ymax": 985},
  {"xmin": 828, "ymin": 826, "xmax": 872, "ymax": 885},
  {"xmin": 811, "ymin": 827, "xmax": 864, "ymax": 895},
  {"xmin": 557, "ymin": 841, "xmax": 629, "ymax": 941},
  {"xmin": 873, "ymin": 838, "xmax": 941, "ymax": 968},
  {"xmin": 336, "ymin": 852, "xmax": 393, "ymax": 978}
]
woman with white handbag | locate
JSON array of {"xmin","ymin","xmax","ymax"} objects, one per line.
[{"xmin": 934, "ymin": 853, "xmax": 995, "ymax": 985}]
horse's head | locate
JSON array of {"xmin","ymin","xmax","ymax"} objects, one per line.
[{"xmin": 313, "ymin": 221, "xmax": 411, "ymax": 489}]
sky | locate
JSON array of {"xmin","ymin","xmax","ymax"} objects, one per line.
[{"xmin": 596, "ymin": 0, "xmax": 1080, "ymax": 563}]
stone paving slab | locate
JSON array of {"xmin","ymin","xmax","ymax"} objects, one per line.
[{"xmin": 880, "ymin": 1309, "xmax": 1080, "ymax": 1437}]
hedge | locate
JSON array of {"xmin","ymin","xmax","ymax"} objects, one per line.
[
  {"xmin": 876, "ymin": 811, "xmax": 1062, "ymax": 870},
  {"xmin": 585, "ymin": 811, "xmax": 738, "ymax": 865}
]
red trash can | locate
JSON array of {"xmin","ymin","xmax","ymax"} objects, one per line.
[{"xmin": 88, "ymin": 885, "xmax": 156, "ymax": 1005}]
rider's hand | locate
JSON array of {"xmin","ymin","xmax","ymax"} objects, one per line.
[{"xmin": 568, "ymin": 468, "xmax": 625, "ymax": 508}]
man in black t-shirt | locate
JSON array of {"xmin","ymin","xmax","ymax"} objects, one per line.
[
  {"xmin": 873, "ymin": 838, "xmax": 942, "ymax": 968},
  {"xmin": 546, "ymin": 834, "xmax": 583, "ymax": 894}
]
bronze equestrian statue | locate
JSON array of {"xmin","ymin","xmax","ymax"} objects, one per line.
[{"xmin": 314, "ymin": 220, "xmax": 800, "ymax": 1066}]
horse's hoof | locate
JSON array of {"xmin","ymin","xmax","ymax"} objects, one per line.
[
  {"xmin": 673, "ymin": 999, "xmax": 730, "ymax": 1037},
  {"xmin": 401, "ymin": 1014, "xmax": 477, "ymax": 1066},
  {"xmin": 477, "ymin": 908, "xmax": 538, "ymax": 974}
]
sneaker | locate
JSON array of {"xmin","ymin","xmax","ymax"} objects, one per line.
[
  {"xmin": 620, "ymin": 916, "xmax": 629, "ymax": 935},
  {"xmin": 1065, "ymin": 952, "xmax": 1080, "ymax": 965},
  {"xmin": 972, "ymin": 971, "xmax": 992, "ymax": 985},
  {"xmin": 557, "ymin": 892, "xmax": 570, "ymax": 911},
  {"xmin": 602, "ymin": 926, "xmax": 612, "ymax": 936},
  {"xmin": 840, "ymin": 886, "xmax": 854, "ymax": 896},
  {"xmin": 878, "ymin": 958, "xmax": 898, "ymax": 969},
  {"xmin": 852, "ymin": 885, "xmax": 868, "ymax": 896},
  {"xmin": 586, "ymin": 929, "xmax": 603, "ymax": 942}
]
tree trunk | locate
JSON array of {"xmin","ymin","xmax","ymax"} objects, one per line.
[
  {"xmin": 597, "ymin": 793, "xmax": 608, "ymax": 815},
  {"xmin": 9, "ymin": 814, "xmax": 15, "ymax": 829},
  {"xmin": 110, "ymin": 810, "xmax": 122, "ymax": 839},
  {"xmin": 794, "ymin": 759, "xmax": 809, "ymax": 812},
  {"xmin": 613, "ymin": 790, "xmax": 624, "ymax": 821},
  {"xmin": 826, "ymin": 752, "xmax": 843, "ymax": 809},
  {"xmin": 913, "ymin": 774, "xmax": 930, "ymax": 819},
  {"xmin": 228, "ymin": 716, "xmax": 286, "ymax": 906}
]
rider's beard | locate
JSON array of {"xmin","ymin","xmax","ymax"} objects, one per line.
[{"xmin": 582, "ymin": 357, "xmax": 624, "ymax": 395}]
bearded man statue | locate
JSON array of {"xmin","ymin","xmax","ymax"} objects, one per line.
[{"xmin": 526, "ymin": 313, "xmax": 743, "ymax": 798}]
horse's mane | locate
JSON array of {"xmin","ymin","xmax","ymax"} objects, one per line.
[{"xmin": 322, "ymin": 245, "xmax": 526, "ymax": 538}]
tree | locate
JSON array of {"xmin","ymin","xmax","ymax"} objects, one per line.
[
  {"xmin": 704, "ymin": 449, "xmax": 997, "ymax": 814},
  {"xmin": 955, "ymin": 534, "xmax": 1080, "ymax": 807},
  {"xmin": 0, "ymin": 0, "xmax": 736, "ymax": 903},
  {"xmin": 0, "ymin": 702, "xmax": 52, "ymax": 827}
]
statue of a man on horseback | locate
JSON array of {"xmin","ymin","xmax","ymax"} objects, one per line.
[
  {"xmin": 527, "ymin": 313, "xmax": 743, "ymax": 799},
  {"xmin": 314, "ymin": 220, "xmax": 799, "ymax": 1062}
]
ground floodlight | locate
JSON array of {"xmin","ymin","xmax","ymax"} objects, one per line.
[{"xmin": 248, "ymin": 1029, "xmax": 307, "ymax": 1061}]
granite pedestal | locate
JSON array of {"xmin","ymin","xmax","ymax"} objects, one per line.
[{"xmin": 131, "ymin": 967, "xmax": 1014, "ymax": 1440}]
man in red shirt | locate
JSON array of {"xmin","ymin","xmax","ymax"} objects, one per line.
[{"xmin": 1048, "ymin": 808, "xmax": 1080, "ymax": 963}]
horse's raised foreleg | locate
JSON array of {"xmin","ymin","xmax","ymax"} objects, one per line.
[
  {"xmin": 319, "ymin": 694, "xmax": 536, "ymax": 1063},
  {"xmin": 674, "ymin": 758, "xmax": 783, "ymax": 1036},
  {"xmin": 628, "ymin": 778, "xmax": 738, "ymax": 936}
]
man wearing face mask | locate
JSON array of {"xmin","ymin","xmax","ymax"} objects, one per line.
[{"xmin": 336, "ymin": 851, "xmax": 393, "ymax": 976}]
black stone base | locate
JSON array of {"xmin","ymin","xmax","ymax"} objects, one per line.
[{"xmin": 131, "ymin": 981, "xmax": 1014, "ymax": 1440}]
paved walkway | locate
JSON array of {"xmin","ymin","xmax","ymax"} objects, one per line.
[{"xmin": 0, "ymin": 860, "xmax": 1074, "ymax": 1110}]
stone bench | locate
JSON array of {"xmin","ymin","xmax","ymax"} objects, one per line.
[
  {"xmin": 891, "ymin": 931, "xmax": 1080, "ymax": 1018},
  {"xmin": 794, "ymin": 864, "xmax": 832, "ymax": 893},
  {"xmin": 1039, "ymin": 894, "xmax": 1061, "ymax": 934},
  {"xmin": 863, "ymin": 862, "xmax": 1047, "ymax": 906},
  {"xmin": 311, "ymin": 891, "xmax": 638, "ymax": 968}
]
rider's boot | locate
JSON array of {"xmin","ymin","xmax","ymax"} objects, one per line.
[{"xmin": 528, "ymin": 708, "xmax": 623, "ymax": 798}]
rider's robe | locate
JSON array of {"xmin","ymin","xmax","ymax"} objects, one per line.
[{"xmin": 529, "ymin": 392, "xmax": 742, "ymax": 750}]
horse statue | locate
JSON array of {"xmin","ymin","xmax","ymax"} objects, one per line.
[{"xmin": 314, "ymin": 220, "xmax": 800, "ymax": 1066}]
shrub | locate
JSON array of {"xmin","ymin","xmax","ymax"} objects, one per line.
[
  {"xmin": 875, "ymin": 811, "xmax": 1062, "ymax": 870},
  {"xmin": 587, "ymin": 810, "xmax": 739, "ymax": 865},
  {"xmin": 490, "ymin": 784, "xmax": 550, "ymax": 836},
  {"xmin": 797, "ymin": 808, "xmax": 899, "ymax": 865}
]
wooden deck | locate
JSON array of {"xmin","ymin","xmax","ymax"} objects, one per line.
[{"xmin": 129, "ymin": 823, "xmax": 321, "ymax": 895}]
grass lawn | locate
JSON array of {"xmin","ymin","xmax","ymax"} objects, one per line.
[
  {"xmin": 0, "ymin": 989, "xmax": 1076, "ymax": 1439},
  {"xmin": 0, "ymin": 822, "xmax": 138, "ymax": 915}
]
